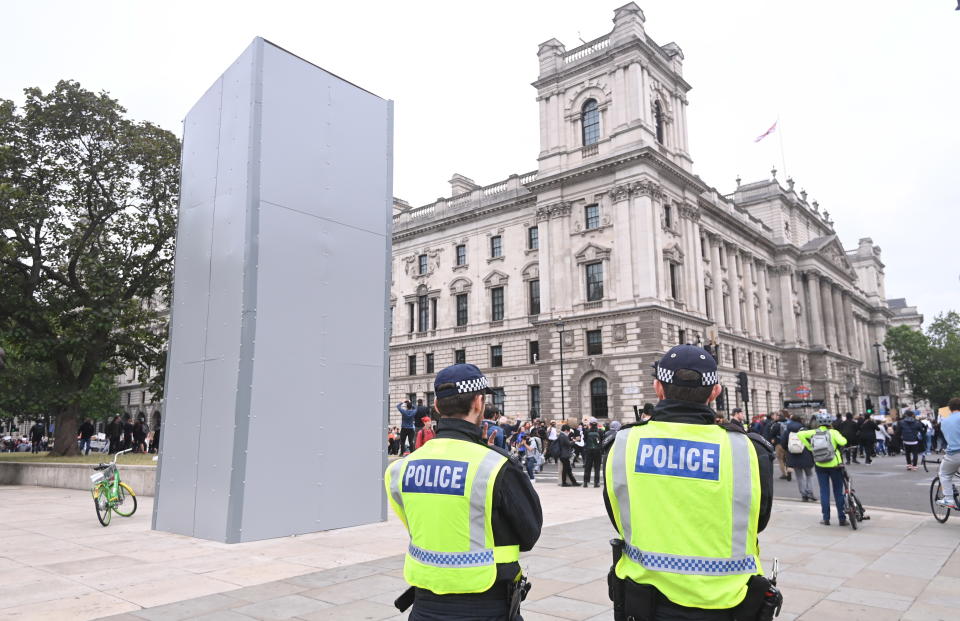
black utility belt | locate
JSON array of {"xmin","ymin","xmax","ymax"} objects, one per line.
[{"xmin": 414, "ymin": 582, "xmax": 511, "ymax": 602}]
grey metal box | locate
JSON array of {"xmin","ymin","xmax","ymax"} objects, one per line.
[{"xmin": 153, "ymin": 38, "xmax": 393, "ymax": 543}]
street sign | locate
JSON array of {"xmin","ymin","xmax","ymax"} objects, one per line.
[
  {"xmin": 623, "ymin": 386, "xmax": 640, "ymax": 395},
  {"xmin": 784, "ymin": 399, "xmax": 825, "ymax": 409},
  {"xmin": 795, "ymin": 385, "xmax": 811, "ymax": 397}
]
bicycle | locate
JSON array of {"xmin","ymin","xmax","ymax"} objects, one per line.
[
  {"xmin": 90, "ymin": 448, "xmax": 137, "ymax": 526},
  {"xmin": 840, "ymin": 466, "xmax": 867, "ymax": 530},
  {"xmin": 921, "ymin": 454, "xmax": 941, "ymax": 473},
  {"xmin": 929, "ymin": 471, "xmax": 960, "ymax": 524}
]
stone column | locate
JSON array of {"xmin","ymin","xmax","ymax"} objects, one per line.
[
  {"xmin": 742, "ymin": 256, "xmax": 757, "ymax": 337},
  {"xmin": 820, "ymin": 278, "xmax": 837, "ymax": 350},
  {"xmin": 555, "ymin": 203, "xmax": 573, "ymax": 310},
  {"xmin": 805, "ymin": 272, "xmax": 825, "ymax": 347},
  {"xmin": 692, "ymin": 222, "xmax": 707, "ymax": 316},
  {"xmin": 842, "ymin": 294, "xmax": 857, "ymax": 356},
  {"xmin": 831, "ymin": 287, "xmax": 846, "ymax": 355},
  {"xmin": 611, "ymin": 185, "xmax": 634, "ymax": 304},
  {"xmin": 536, "ymin": 206, "xmax": 553, "ymax": 313},
  {"xmin": 633, "ymin": 184, "xmax": 659, "ymax": 301},
  {"xmin": 758, "ymin": 264, "xmax": 771, "ymax": 341},
  {"xmin": 776, "ymin": 267, "xmax": 797, "ymax": 344},
  {"xmin": 727, "ymin": 246, "xmax": 742, "ymax": 333},
  {"xmin": 710, "ymin": 236, "xmax": 724, "ymax": 326}
]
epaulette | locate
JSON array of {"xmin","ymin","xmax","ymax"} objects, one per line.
[{"xmin": 746, "ymin": 432, "xmax": 774, "ymax": 454}]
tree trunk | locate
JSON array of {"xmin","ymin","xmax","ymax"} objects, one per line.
[{"xmin": 50, "ymin": 404, "xmax": 80, "ymax": 456}]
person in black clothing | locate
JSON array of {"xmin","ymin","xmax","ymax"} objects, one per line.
[
  {"xmin": 29, "ymin": 421, "xmax": 44, "ymax": 454},
  {"xmin": 858, "ymin": 415, "xmax": 878, "ymax": 465},
  {"xmin": 897, "ymin": 411, "xmax": 925, "ymax": 470},
  {"xmin": 121, "ymin": 415, "xmax": 134, "ymax": 451},
  {"xmin": 581, "ymin": 419, "xmax": 603, "ymax": 487},
  {"xmin": 105, "ymin": 415, "xmax": 121, "ymax": 453},
  {"xmin": 78, "ymin": 418, "xmax": 95, "ymax": 455},
  {"xmin": 557, "ymin": 425, "xmax": 578, "ymax": 486},
  {"xmin": 133, "ymin": 415, "xmax": 147, "ymax": 453},
  {"xmin": 837, "ymin": 412, "xmax": 860, "ymax": 464},
  {"xmin": 389, "ymin": 363, "xmax": 542, "ymax": 621}
]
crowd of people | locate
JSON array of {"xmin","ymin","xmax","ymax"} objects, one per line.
[{"xmin": 0, "ymin": 413, "xmax": 161, "ymax": 455}]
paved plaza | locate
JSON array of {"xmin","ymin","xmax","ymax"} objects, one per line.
[{"xmin": 1, "ymin": 483, "xmax": 959, "ymax": 621}]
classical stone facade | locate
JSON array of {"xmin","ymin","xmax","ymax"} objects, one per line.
[{"xmin": 388, "ymin": 3, "xmax": 918, "ymax": 424}]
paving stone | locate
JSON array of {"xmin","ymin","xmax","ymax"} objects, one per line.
[
  {"xmin": 297, "ymin": 599, "xmax": 398, "ymax": 620},
  {"xmin": 868, "ymin": 551, "xmax": 948, "ymax": 580},
  {"xmin": 132, "ymin": 593, "xmax": 243, "ymax": 621},
  {"xmin": 522, "ymin": 594, "xmax": 610, "ymax": 620},
  {"xmin": 826, "ymin": 586, "xmax": 914, "ymax": 612},
  {"xmin": 840, "ymin": 570, "xmax": 930, "ymax": 598},
  {"xmin": 221, "ymin": 581, "xmax": 307, "ymax": 603},
  {"xmin": 231, "ymin": 594, "xmax": 332, "ymax": 619},
  {"xmin": 798, "ymin": 599, "xmax": 903, "ymax": 620},
  {"xmin": 523, "ymin": 577, "xmax": 580, "ymax": 602},
  {"xmin": 302, "ymin": 573, "xmax": 409, "ymax": 605}
]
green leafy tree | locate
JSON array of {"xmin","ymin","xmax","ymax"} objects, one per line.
[
  {"xmin": 885, "ymin": 311, "xmax": 960, "ymax": 408},
  {"xmin": 0, "ymin": 81, "xmax": 178, "ymax": 455}
]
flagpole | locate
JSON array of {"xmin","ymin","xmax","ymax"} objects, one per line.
[{"xmin": 777, "ymin": 114, "xmax": 788, "ymax": 181}]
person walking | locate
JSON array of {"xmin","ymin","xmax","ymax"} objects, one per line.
[
  {"xmin": 105, "ymin": 415, "xmax": 121, "ymax": 454},
  {"xmin": 935, "ymin": 398, "xmax": 960, "ymax": 510},
  {"xmin": 396, "ymin": 401, "xmax": 418, "ymax": 455},
  {"xmin": 546, "ymin": 422, "xmax": 558, "ymax": 464},
  {"xmin": 29, "ymin": 420, "xmax": 44, "ymax": 454},
  {"xmin": 767, "ymin": 411, "xmax": 792, "ymax": 481},
  {"xmin": 858, "ymin": 415, "xmax": 878, "ymax": 465},
  {"xmin": 799, "ymin": 412, "xmax": 848, "ymax": 526},
  {"xmin": 556, "ymin": 425, "xmax": 578, "ymax": 487},
  {"xmin": 781, "ymin": 414, "xmax": 816, "ymax": 502},
  {"xmin": 875, "ymin": 423, "xmax": 889, "ymax": 456},
  {"xmin": 121, "ymin": 415, "xmax": 134, "ymax": 451},
  {"xmin": 384, "ymin": 363, "xmax": 542, "ymax": 620},
  {"xmin": 522, "ymin": 433, "xmax": 541, "ymax": 482},
  {"xmin": 898, "ymin": 411, "xmax": 925, "ymax": 470},
  {"xmin": 603, "ymin": 344, "xmax": 774, "ymax": 619},
  {"xmin": 581, "ymin": 419, "xmax": 602, "ymax": 488},
  {"xmin": 78, "ymin": 418, "xmax": 95, "ymax": 455},
  {"xmin": 415, "ymin": 416, "xmax": 435, "ymax": 449}
]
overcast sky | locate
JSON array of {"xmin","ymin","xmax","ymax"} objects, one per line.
[{"xmin": 5, "ymin": 1, "xmax": 957, "ymax": 323}]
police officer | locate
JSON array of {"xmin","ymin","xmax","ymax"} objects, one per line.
[
  {"xmin": 385, "ymin": 363, "xmax": 542, "ymax": 620},
  {"xmin": 604, "ymin": 345, "xmax": 775, "ymax": 620}
]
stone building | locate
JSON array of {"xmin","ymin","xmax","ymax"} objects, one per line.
[{"xmin": 388, "ymin": 3, "xmax": 917, "ymax": 424}]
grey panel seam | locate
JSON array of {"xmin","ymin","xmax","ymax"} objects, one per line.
[
  {"xmin": 260, "ymin": 199, "xmax": 387, "ymax": 238},
  {"xmin": 226, "ymin": 38, "xmax": 265, "ymax": 543},
  {"xmin": 379, "ymin": 100, "xmax": 395, "ymax": 522}
]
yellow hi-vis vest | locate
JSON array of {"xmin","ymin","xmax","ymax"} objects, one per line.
[
  {"xmin": 605, "ymin": 421, "xmax": 763, "ymax": 610},
  {"xmin": 384, "ymin": 438, "xmax": 520, "ymax": 595}
]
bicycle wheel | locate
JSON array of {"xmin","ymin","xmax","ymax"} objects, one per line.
[
  {"xmin": 93, "ymin": 486, "xmax": 112, "ymax": 527},
  {"xmin": 112, "ymin": 482, "xmax": 137, "ymax": 517},
  {"xmin": 930, "ymin": 478, "xmax": 951, "ymax": 524},
  {"xmin": 845, "ymin": 492, "xmax": 859, "ymax": 530}
]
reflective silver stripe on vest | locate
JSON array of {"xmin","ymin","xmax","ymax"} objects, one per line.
[
  {"xmin": 388, "ymin": 459, "xmax": 405, "ymax": 515},
  {"xmin": 728, "ymin": 431, "xmax": 752, "ymax": 558},
  {"xmin": 611, "ymin": 428, "xmax": 756, "ymax": 576},
  {"xmin": 406, "ymin": 449, "xmax": 504, "ymax": 568}
]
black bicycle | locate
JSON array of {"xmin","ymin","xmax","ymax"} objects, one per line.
[
  {"xmin": 841, "ymin": 466, "xmax": 867, "ymax": 529},
  {"xmin": 921, "ymin": 454, "xmax": 941, "ymax": 473},
  {"xmin": 930, "ymin": 471, "xmax": 960, "ymax": 524}
]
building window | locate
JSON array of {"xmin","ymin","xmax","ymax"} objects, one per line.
[
  {"xmin": 664, "ymin": 204, "xmax": 672, "ymax": 229},
  {"xmin": 677, "ymin": 328, "xmax": 686, "ymax": 346},
  {"xmin": 407, "ymin": 303, "xmax": 414, "ymax": 333},
  {"xmin": 669, "ymin": 263, "xmax": 680, "ymax": 300},
  {"xmin": 529, "ymin": 385, "xmax": 541, "ymax": 418},
  {"xmin": 527, "ymin": 227, "xmax": 539, "ymax": 250},
  {"xmin": 705, "ymin": 288, "xmax": 712, "ymax": 319},
  {"xmin": 701, "ymin": 238, "xmax": 708, "ymax": 260},
  {"xmin": 426, "ymin": 353, "xmax": 434, "ymax": 374},
  {"xmin": 590, "ymin": 378, "xmax": 608, "ymax": 419},
  {"xmin": 582, "ymin": 99, "xmax": 600, "ymax": 146},
  {"xmin": 529, "ymin": 340, "xmax": 539, "ymax": 364},
  {"xmin": 456, "ymin": 293, "xmax": 469, "ymax": 326},
  {"xmin": 654, "ymin": 100, "xmax": 665, "ymax": 144},
  {"xmin": 587, "ymin": 329, "xmax": 603, "ymax": 355},
  {"xmin": 418, "ymin": 254, "xmax": 427, "ymax": 275},
  {"xmin": 490, "ymin": 235, "xmax": 502, "ymax": 258},
  {"xmin": 426, "ymin": 392, "xmax": 435, "ymax": 411},
  {"xmin": 431, "ymin": 298, "xmax": 438, "ymax": 330},
  {"xmin": 719, "ymin": 246, "xmax": 727, "ymax": 269},
  {"xmin": 748, "ymin": 351, "xmax": 754, "ymax": 371},
  {"xmin": 456, "ymin": 244, "xmax": 467, "ymax": 266},
  {"xmin": 491, "ymin": 387, "xmax": 506, "ymax": 412},
  {"xmin": 585, "ymin": 204, "xmax": 600, "ymax": 230},
  {"xmin": 491, "ymin": 345, "xmax": 503, "ymax": 368},
  {"xmin": 528, "ymin": 279, "xmax": 540, "ymax": 315},
  {"xmin": 454, "ymin": 349, "xmax": 466, "ymax": 365},
  {"xmin": 407, "ymin": 392, "xmax": 417, "ymax": 405},
  {"xmin": 731, "ymin": 347, "xmax": 738, "ymax": 369},
  {"xmin": 418, "ymin": 295, "xmax": 429, "ymax": 332},
  {"xmin": 491, "ymin": 287, "xmax": 504, "ymax": 321},
  {"xmin": 408, "ymin": 355, "xmax": 417, "ymax": 376},
  {"xmin": 722, "ymin": 293, "xmax": 731, "ymax": 326},
  {"xmin": 586, "ymin": 262, "xmax": 604, "ymax": 301}
]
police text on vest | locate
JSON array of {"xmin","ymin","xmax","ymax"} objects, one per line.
[
  {"xmin": 634, "ymin": 438, "xmax": 721, "ymax": 481},
  {"xmin": 402, "ymin": 459, "xmax": 469, "ymax": 495}
]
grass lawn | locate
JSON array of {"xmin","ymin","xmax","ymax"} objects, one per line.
[{"xmin": 0, "ymin": 452, "xmax": 158, "ymax": 466}]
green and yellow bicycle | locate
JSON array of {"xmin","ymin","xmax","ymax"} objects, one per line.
[{"xmin": 90, "ymin": 448, "xmax": 137, "ymax": 526}]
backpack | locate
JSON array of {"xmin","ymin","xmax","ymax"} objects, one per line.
[
  {"xmin": 787, "ymin": 431, "xmax": 804, "ymax": 454},
  {"xmin": 810, "ymin": 429, "xmax": 835, "ymax": 463}
]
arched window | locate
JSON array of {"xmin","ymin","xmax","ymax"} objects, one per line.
[
  {"xmin": 654, "ymin": 100, "xmax": 665, "ymax": 144},
  {"xmin": 590, "ymin": 378, "xmax": 608, "ymax": 419},
  {"xmin": 581, "ymin": 99, "xmax": 600, "ymax": 146}
]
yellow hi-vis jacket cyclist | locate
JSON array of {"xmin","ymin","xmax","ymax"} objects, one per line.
[{"xmin": 606, "ymin": 417, "xmax": 765, "ymax": 609}]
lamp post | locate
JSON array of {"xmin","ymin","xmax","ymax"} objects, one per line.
[{"xmin": 556, "ymin": 319, "xmax": 566, "ymax": 422}]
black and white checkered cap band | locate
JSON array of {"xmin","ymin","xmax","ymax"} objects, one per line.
[
  {"xmin": 457, "ymin": 376, "xmax": 490, "ymax": 394},
  {"xmin": 656, "ymin": 366, "xmax": 719, "ymax": 386}
]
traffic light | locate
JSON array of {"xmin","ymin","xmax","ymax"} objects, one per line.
[
  {"xmin": 715, "ymin": 387, "xmax": 726, "ymax": 412},
  {"xmin": 865, "ymin": 398, "xmax": 874, "ymax": 415},
  {"xmin": 737, "ymin": 371, "xmax": 749, "ymax": 403}
]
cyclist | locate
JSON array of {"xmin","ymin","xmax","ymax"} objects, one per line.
[
  {"xmin": 935, "ymin": 398, "xmax": 960, "ymax": 510},
  {"xmin": 799, "ymin": 411, "xmax": 848, "ymax": 526}
]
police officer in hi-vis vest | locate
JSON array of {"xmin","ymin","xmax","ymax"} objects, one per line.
[
  {"xmin": 385, "ymin": 363, "xmax": 542, "ymax": 620},
  {"xmin": 604, "ymin": 345, "xmax": 776, "ymax": 620}
]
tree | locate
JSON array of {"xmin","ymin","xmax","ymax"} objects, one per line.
[
  {"xmin": 885, "ymin": 311, "xmax": 960, "ymax": 409},
  {"xmin": 0, "ymin": 81, "xmax": 178, "ymax": 455}
]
